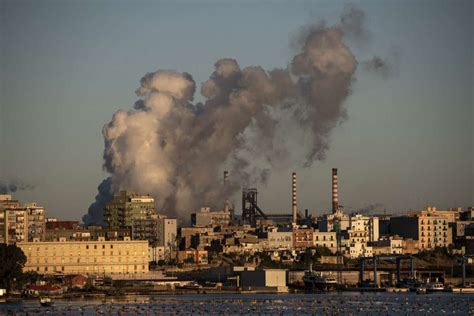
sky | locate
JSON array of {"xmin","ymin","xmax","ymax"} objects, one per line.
[{"xmin": 1, "ymin": 0, "xmax": 472, "ymax": 221}]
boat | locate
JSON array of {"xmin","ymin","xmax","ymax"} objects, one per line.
[
  {"xmin": 303, "ymin": 266, "xmax": 338, "ymax": 292},
  {"xmin": 416, "ymin": 286, "xmax": 427, "ymax": 294},
  {"xmin": 39, "ymin": 296, "xmax": 53, "ymax": 307},
  {"xmin": 425, "ymin": 282, "xmax": 444, "ymax": 292}
]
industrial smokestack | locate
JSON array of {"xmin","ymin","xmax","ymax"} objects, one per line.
[
  {"xmin": 224, "ymin": 170, "xmax": 229, "ymax": 213},
  {"xmin": 292, "ymin": 172, "xmax": 297, "ymax": 223},
  {"xmin": 332, "ymin": 168, "xmax": 339, "ymax": 213},
  {"xmin": 223, "ymin": 171, "xmax": 229, "ymax": 186}
]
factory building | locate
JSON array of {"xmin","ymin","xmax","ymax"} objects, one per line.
[
  {"xmin": 191, "ymin": 207, "xmax": 232, "ymax": 228},
  {"xmin": 17, "ymin": 237, "xmax": 149, "ymax": 275},
  {"xmin": 240, "ymin": 269, "xmax": 287, "ymax": 292}
]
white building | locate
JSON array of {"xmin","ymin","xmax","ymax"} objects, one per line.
[
  {"xmin": 267, "ymin": 228, "xmax": 293, "ymax": 250},
  {"xmin": 313, "ymin": 231, "xmax": 337, "ymax": 253},
  {"xmin": 157, "ymin": 216, "xmax": 177, "ymax": 249}
]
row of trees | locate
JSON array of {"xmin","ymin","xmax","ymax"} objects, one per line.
[{"xmin": 0, "ymin": 244, "xmax": 27, "ymax": 293}]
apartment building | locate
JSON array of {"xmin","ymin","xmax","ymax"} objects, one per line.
[{"xmin": 313, "ymin": 231, "xmax": 337, "ymax": 253}]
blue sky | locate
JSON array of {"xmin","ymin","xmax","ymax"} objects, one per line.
[{"xmin": 1, "ymin": 0, "xmax": 472, "ymax": 220}]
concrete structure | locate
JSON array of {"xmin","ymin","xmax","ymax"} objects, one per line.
[
  {"xmin": 348, "ymin": 243, "xmax": 373, "ymax": 258},
  {"xmin": 313, "ymin": 231, "xmax": 337, "ymax": 253},
  {"xmin": 332, "ymin": 168, "xmax": 339, "ymax": 212},
  {"xmin": 390, "ymin": 216, "xmax": 419, "ymax": 240},
  {"xmin": 148, "ymin": 245, "xmax": 166, "ymax": 262},
  {"xmin": 418, "ymin": 209, "xmax": 452, "ymax": 250},
  {"xmin": 390, "ymin": 208, "xmax": 453, "ymax": 250},
  {"xmin": 369, "ymin": 237, "xmax": 403, "ymax": 255},
  {"xmin": 157, "ymin": 216, "xmax": 177, "ymax": 248},
  {"xmin": 267, "ymin": 227, "xmax": 293, "ymax": 250},
  {"xmin": 17, "ymin": 237, "xmax": 149, "ymax": 275},
  {"xmin": 0, "ymin": 200, "xmax": 46, "ymax": 244},
  {"xmin": 291, "ymin": 172, "xmax": 297, "ymax": 224},
  {"xmin": 45, "ymin": 226, "xmax": 131, "ymax": 242},
  {"xmin": 191, "ymin": 207, "xmax": 231, "ymax": 228},
  {"xmin": 176, "ymin": 249, "xmax": 208, "ymax": 265},
  {"xmin": 104, "ymin": 191, "xmax": 156, "ymax": 229},
  {"xmin": 293, "ymin": 227, "xmax": 313, "ymax": 249},
  {"xmin": 318, "ymin": 210, "xmax": 350, "ymax": 232},
  {"xmin": 240, "ymin": 269, "xmax": 287, "ymax": 291}
]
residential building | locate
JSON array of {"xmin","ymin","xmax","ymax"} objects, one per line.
[
  {"xmin": 313, "ymin": 231, "xmax": 337, "ymax": 253},
  {"xmin": 0, "ymin": 201, "xmax": 46, "ymax": 243},
  {"xmin": 17, "ymin": 237, "xmax": 149, "ymax": 275},
  {"xmin": 104, "ymin": 191, "xmax": 156, "ymax": 229},
  {"xmin": 176, "ymin": 249, "xmax": 208, "ymax": 265},
  {"xmin": 293, "ymin": 227, "xmax": 313, "ymax": 249},
  {"xmin": 369, "ymin": 236, "xmax": 403, "ymax": 255}
]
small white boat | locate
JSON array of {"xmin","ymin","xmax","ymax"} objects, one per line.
[{"xmin": 426, "ymin": 282, "xmax": 444, "ymax": 292}]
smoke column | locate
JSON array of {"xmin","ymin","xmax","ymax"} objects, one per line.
[{"xmin": 83, "ymin": 5, "xmax": 383, "ymax": 225}]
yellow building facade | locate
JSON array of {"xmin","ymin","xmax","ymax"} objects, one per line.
[
  {"xmin": 418, "ymin": 210, "xmax": 453, "ymax": 250},
  {"xmin": 17, "ymin": 237, "xmax": 149, "ymax": 275}
]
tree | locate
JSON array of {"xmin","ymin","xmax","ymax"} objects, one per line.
[{"xmin": 0, "ymin": 244, "xmax": 27, "ymax": 293}]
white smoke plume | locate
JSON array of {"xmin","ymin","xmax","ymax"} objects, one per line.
[{"xmin": 83, "ymin": 5, "xmax": 383, "ymax": 225}]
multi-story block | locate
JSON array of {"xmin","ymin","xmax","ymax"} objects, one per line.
[
  {"xmin": 104, "ymin": 191, "xmax": 156, "ymax": 229},
  {"xmin": 313, "ymin": 231, "xmax": 337, "ymax": 253},
  {"xmin": 191, "ymin": 207, "xmax": 231, "ymax": 227},
  {"xmin": 17, "ymin": 237, "xmax": 149, "ymax": 275},
  {"xmin": 318, "ymin": 209, "xmax": 350, "ymax": 232},
  {"xmin": 45, "ymin": 225, "xmax": 131, "ymax": 242},
  {"xmin": 369, "ymin": 236, "xmax": 403, "ymax": 255},
  {"xmin": 267, "ymin": 227, "xmax": 293, "ymax": 250},
  {"xmin": 1, "ymin": 199, "xmax": 46, "ymax": 244},
  {"xmin": 391, "ymin": 208, "xmax": 454, "ymax": 251},
  {"xmin": 348, "ymin": 214, "xmax": 379, "ymax": 243},
  {"xmin": 157, "ymin": 216, "xmax": 177, "ymax": 248},
  {"xmin": 292, "ymin": 227, "xmax": 313, "ymax": 249},
  {"xmin": 176, "ymin": 249, "xmax": 208, "ymax": 265},
  {"xmin": 24, "ymin": 203, "xmax": 46, "ymax": 241},
  {"xmin": 104, "ymin": 191, "xmax": 176, "ymax": 245},
  {"xmin": 418, "ymin": 210, "xmax": 452, "ymax": 250},
  {"xmin": 3, "ymin": 209, "xmax": 28, "ymax": 243}
]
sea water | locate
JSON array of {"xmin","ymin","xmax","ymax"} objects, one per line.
[{"xmin": 1, "ymin": 293, "xmax": 473, "ymax": 315}]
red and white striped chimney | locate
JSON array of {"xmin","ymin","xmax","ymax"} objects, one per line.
[
  {"xmin": 332, "ymin": 168, "xmax": 339, "ymax": 213},
  {"xmin": 292, "ymin": 172, "xmax": 297, "ymax": 223}
]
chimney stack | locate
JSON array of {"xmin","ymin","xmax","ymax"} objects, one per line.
[
  {"xmin": 292, "ymin": 172, "xmax": 297, "ymax": 223},
  {"xmin": 332, "ymin": 168, "xmax": 339, "ymax": 213},
  {"xmin": 224, "ymin": 171, "xmax": 229, "ymax": 213}
]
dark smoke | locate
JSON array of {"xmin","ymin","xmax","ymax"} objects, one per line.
[
  {"xmin": 0, "ymin": 179, "xmax": 35, "ymax": 194},
  {"xmin": 82, "ymin": 177, "xmax": 113, "ymax": 226},
  {"xmin": 83, "ymin": 5, "xmax": 387, "ymax": 224},
  {"xmin": 358, "ymin": 203, "xmax": 386, "ymax": 215}
]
